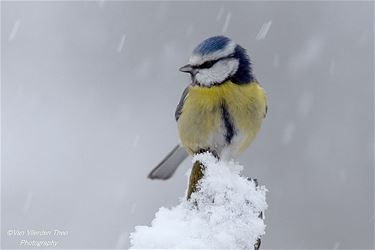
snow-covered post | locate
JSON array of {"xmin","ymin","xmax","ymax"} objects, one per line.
[
  {"xmin": 187, "ymin": 157, "xmax": 264, "ymax": 249},
  {"xmin": 130, "ymin": 153, "xmax": 267, "ymax": 249}
]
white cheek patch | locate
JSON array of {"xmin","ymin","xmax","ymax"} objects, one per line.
[
  {"xmin": 195, "ymin": 59, "xmax": 239, "ymax": 86},
  {"xmin": 189, "ymin": 41, "xmax": 236, "ymax": 66}
]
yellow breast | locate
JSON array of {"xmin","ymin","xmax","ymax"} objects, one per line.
[{"xmin": 177, "ymin": 81, "xmax": 267, "ymax": 155}]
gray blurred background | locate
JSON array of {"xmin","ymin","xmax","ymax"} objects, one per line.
[{"xmin": 1, "ymin": 1, "xmax": 374, "ymax": 249}]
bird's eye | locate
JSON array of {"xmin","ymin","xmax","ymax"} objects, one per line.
[{"xmin": 199, "ymin": 60, "xmax": 216, "ymax": 69}]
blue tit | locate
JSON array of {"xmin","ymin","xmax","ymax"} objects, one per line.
[{"xmin": 148, "ymin": 35, "xmax": 267, "ymax": 180}]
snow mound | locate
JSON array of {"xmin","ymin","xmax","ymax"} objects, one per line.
[{"xmin": 130, "ymin": 152, "xmax": 267, "ymax": 249}]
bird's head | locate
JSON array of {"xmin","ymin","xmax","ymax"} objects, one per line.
[{"xmin": 180, "ymin": 36, "xmax": 254, "ymax": 87}]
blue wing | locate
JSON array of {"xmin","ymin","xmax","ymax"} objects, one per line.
[{"xmin": 175, "ymin": 86, "xmax": 190, "ymax": 121}]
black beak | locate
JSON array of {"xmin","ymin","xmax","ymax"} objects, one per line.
[{"xmin": 179, "ymin": 64, "xmax": 194, "ymax": 73}]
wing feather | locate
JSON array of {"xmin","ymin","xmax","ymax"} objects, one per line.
[{"xmin": 175, "ymin": 86, "xmax": 191, "ymax": 121}]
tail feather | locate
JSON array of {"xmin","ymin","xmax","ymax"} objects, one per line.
[{"xmin": 148, "ymin": 145, "xmax": 189, "ymax": 180}]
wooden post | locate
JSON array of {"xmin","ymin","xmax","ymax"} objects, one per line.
[{"xmin": 186, "ymin": 160, "xmax": 205, "ymax": 200}]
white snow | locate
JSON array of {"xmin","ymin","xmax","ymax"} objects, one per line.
[
  {"xmin": 8, "ymin": 20, "xmax": 21, "ymax": 42},
  {"xmin": 222, "ymin": 12, "xmax": 232, "ymax": 34},
  {"xmin": 132, "ymin": 134, "xmax": 140, "ymax": 148},
  {"xmin": 256, "ymin": 20, "xmax": 272, "ymax": 40},
  {"xmin": 281, "ymin": 122, "xmax": 296, "ymax": 145},
  {"xmin": 129, "ymin": 152, "xmax": 267, "ymax": 249},
  {"xmin": 216, "ymin": 6, "xmax": 225, "ymax": 22},
  {"xmin": 287, "ymin": 37, "xmax": 325, "ymax": 76},
  {"xmin": 332, "ymin": 241, "xmax": 341, "ymax": 249},
  {"xmin": 297, "ymin": 92, "xmax": 314, "ymax": 118},
  {"xmin": 130, "ymin": 203, "xmax": 137, "ymax": 214},
  {"xmin": 23, "ymin": 192, "xmax": 33, "ymax": 214},
  {"xmin": 97, "ymin": 0, "xmax": 105, "ymax": 8},
  {"xmin": 117, "ymin": 34, "xmax": 126, "ymax": 53},
  {"xmin": 115, "ymin": 231, "xmax": 129, "ymax": 249}
]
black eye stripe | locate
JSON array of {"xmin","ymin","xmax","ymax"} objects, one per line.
[
  {"xmin": 199, "ymin": 60, "xmax": 217, "ymax": 68},
  {"xmin": 193, "ymin": 54, "xmax": 236, "ymax": 69},
  {"xmin": 192, "ymin": 59, "xmax": 219, "ymax": 69}
]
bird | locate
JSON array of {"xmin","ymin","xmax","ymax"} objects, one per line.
[{"xmin": 148, "ymin": 35, "xmax": 267, "ymax": 180}]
